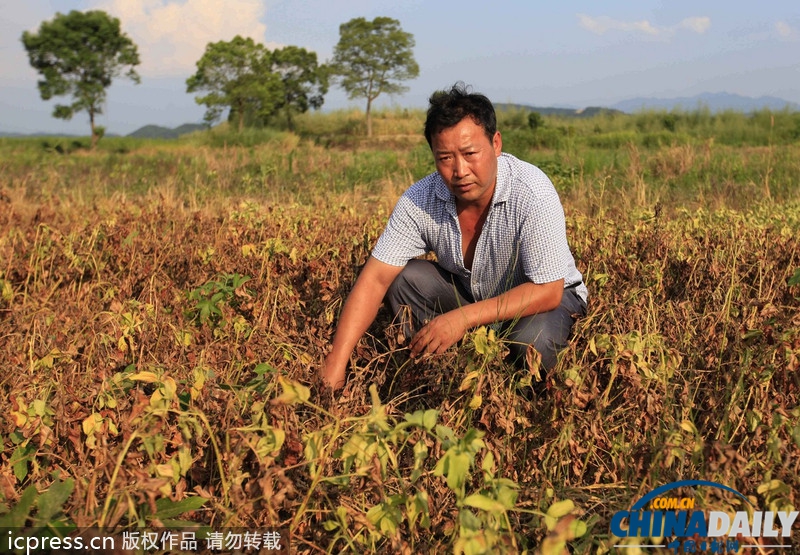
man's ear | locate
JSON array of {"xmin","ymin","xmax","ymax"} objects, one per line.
[{"xmin": 493, "ymin": 131, "xmax": 502, "ymax": 156}]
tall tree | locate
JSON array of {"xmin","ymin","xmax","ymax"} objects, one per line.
[
  {"xmin": 22, "ymin": 10, "xmax": 140, "ymax": 149},
  {"xmin": 330, "ymin": 17, "xmax": 419, "ymax": 137},
  {"xmin": 186, "ymin": 36, "xmax": 281, "ymax": 133},
  {"xmin": 270, "ymin": 46, "xmax": 328, "ymax": 131}
]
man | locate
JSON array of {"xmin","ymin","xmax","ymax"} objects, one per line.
[{"xmin": 321, "ymin": 83, "xmax": 587, "ymax": 391}]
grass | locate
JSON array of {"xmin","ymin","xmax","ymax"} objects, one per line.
[{"xmin": 0, "ymin": 109, "xmax": 799, "ymax": 553}]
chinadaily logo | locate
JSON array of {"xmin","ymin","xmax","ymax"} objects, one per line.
[{"xmin": 610, "ymin": 480, "xmax": 798, "ymax": 552}]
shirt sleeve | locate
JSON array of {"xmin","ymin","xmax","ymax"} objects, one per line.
[
  {"xmin": 519, "ymin": 189, "xmax": 570, "ymax": 285},
  {"xmin": 371, "ymin": 192, "xmax": 429, "ymax": 266}
]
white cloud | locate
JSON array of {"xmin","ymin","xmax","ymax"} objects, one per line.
[
  {"xmin": 577, "ymin": 15, "xmax": 659, "ymax": 36},
  {"xmin": 679, "ymin": 17, "xmax": 711, "ymax": 34},
  {"xmin": 775, "ymin": 21, "xmax": 798, "ymax": 41},
  {"xmin": 578, "ymin": 14, "xmax": 710, "ymax": 39},
  {"xmin": 89, "ymin": 0, "xmax": 277, "ymax": 77}
]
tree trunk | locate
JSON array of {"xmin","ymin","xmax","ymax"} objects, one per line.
[
  {"xmin": 89, "ymin": 108, "xmax": 98, "ymax": 150},
  {"xmin": 366, "ymin": 97, "xmax": 373, "ymax": 138},
  {"xmin": 286, "ymin": 106, "xmax": 294, "ymax": 132}
]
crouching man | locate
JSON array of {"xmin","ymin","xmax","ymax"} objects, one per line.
[{"xmin": 321, "ymin": 83, "xmax": 588, "ymax": 391}]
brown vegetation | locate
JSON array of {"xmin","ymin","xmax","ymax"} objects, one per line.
[{"xmin": 1, "ymin": 121, "xmax": 799, "ymax": 552}]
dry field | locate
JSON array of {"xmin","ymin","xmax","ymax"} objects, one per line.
[{"xmin": 1, "ymin": 124, "xmax": 799, "ymax": 553}]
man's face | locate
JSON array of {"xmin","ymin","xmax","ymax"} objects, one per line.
[{"xmin": 431, "ymin": 116, "xmax": 502, "ymax": 209}]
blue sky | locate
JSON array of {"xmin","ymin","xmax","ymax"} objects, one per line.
[{"xmin": 2, "ymin": 0, "xmax": 799, "ymax": 135}]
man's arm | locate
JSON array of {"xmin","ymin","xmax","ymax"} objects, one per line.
[
  {"xmin": 409, "ymin": 279, "xmax": 564, "ymax": 357},
  {"xmin": 322, "ymin": 256, "xmax": 405, "ymax": 390}
]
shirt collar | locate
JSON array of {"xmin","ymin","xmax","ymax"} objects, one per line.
[{"xmin": 493, "ymin": 153, "xmax": 512, "ymax": 205}]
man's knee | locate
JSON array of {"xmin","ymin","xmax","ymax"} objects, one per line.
[
  {"xmin": 505, "ymin": 309, "xmax": 575, "ymax": 373},
  {"xmin": 506, "ymin": 327, "xmax": 564, "ymax": 372},
  {"xmin": 386, "ymin": 259, "xmax": 428, "ymax": 301}
]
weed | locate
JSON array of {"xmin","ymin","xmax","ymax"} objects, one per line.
[{"xmin": 186, "ymin": 273, "xmax": 252, "ymax": 327}]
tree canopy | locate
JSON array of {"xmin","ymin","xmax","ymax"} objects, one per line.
[
  {"xmin": 270, "ymin": 46, "xmax": 328, "ymax": 131},
  {"xmin": 330, "ymin": 17, "xmax": 419, "ymax": 137},
  {"xmin": 187, "ymin": 39, "xmax": 328, "ymax": 133},
  {"xmin": 186, "ymin": 36, "xmax": 282, "ymax": 133},
  {"xmin": 21, "ymin": 10, "xmax": 140, "ymax": 148}
]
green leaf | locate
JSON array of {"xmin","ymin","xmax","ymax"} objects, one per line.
[
  {"xmin": 150, "ymin": 496, "xmax": 208, "ymax": 520},
  {"xmin": 404, "ymin": 410, "xmax": 424, "ymax": 427},
  {"xmin": 473, "ymin": 327, "xmax": 489, "ymax": 355},
  {"xmin": 404, "ymin": 409, "xmax": 439, "ymax": 431},
  {"xmin": 0, "ymin": 278, "xmax": 13, "ymax": 303},
  {"xmin": 379, "ymin": 512, "xmax": 398, "ymax": 535},
  {"xmin": 481, "ymin": 451, "xmax": 495, "ymax": 474},
  {"xmin": 0, "ymin": 485, "xmax": 38, "ymax": 527},
  {"xmin": 422, "ymin": 409, "xmax": 439, "ymax": 430},
  {"xmin": 547, "ymin": 499, "xmax": 575, "ymax": 518},
  {"xmin": 407, "ymin": 490, "xmax": 430, "ymax": 530},
  {"xmin": 253, "ymin": 363, "xmax": 277, "ymax": 376},
  {"xmin": 274, "ymin": 376, "xmax": 310, "ymax": 404},
  {"xmin": 323, "ymin": 520, "xmax": 339, "ymax": 531},
  {"xmin": 545, "ymin": 499, "xmax": 576, "ymax": 530},
  {"xmin": 413, "ymin": 440, "xmax": 428, "ymax": 465},
  {"xmin": 32, "ymin": 399, "xmax": 49, "ymax": 417},
  {"xmin": 789, "ymin": 268, "xmax": 800, "ymax": 287},
  {"xmin": 254, "ymin": 428, "xmax": 285, "ymax": 458},
  {"xmin": 570, "ymin": 518, "xmax": 588, "ymax": 538},
  {"xmin": 458, "ymin": 508, "xmax": 482, "ymax": 531},
  {"xmin": 435, "ymin": 424, "xmax": 455, "ymax": 445},
  {"xmin": 463, "ymin": 493, "xmax": 506, "ymax": 513},
  {"xmin": 366, "ymin": 503, "xmax": 385, "ymax": 525},
  {"xmin": 434, "ymin": 451, "xmax": 471, "ymax": 493},
  {"xmin": 11, "ymin": 443, "xmax": 35, "ymax": 482},
  {"xmin": 495, "ymin": 482, "xmax": 520, "ymax": 509},
  {"xmin": 36, "ymin": 478, "xmax": 74, "ymax": 524}
]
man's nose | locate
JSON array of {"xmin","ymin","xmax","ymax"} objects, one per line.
[{"xmin": 453, "ymin": 156, "xmax": 467, "ymax": 178}]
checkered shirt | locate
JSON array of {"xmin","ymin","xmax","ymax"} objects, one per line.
[{"xmin": 371, "ymin": 152, "xmax": 588, "ymax": 304}]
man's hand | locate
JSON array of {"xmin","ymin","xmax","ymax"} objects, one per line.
[
  {"xmin": 321, "ymin": 357, "xmax": 346, "ymax": 391},
  {"xmin": 406, "ymin": 279, "xmax": 565, "ymax": 359},
  {"xmin": 409, "ymin": 311, "xmax": 468, "ymax": 357}
]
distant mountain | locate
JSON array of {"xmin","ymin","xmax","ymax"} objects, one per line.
[
  {"xmin": 0, "ymin": 123, "xmax": 207, "ymax": 139},
  {"xmin": 495, "ymin": 103, "xmax": 625, "ymax": 118},
  {"xmin": 127, "ymin": 123, "xmax": 207, "ymax": 139},
  {"xmin": 0, "ymin": 132, "xmax": 126, "ymax": 140},
  {"xmin": 611, "ymin": 92, "xmax": 800, "ymax": 114},
  {"xmin": 0, "ymin": 131, "xmax": 80, "ymax": 138},
  {"xmin": 497, "ymin": 93, "xmax": 800, "ymax": 118}
]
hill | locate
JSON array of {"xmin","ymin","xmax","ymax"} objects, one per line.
[
  {"xmin": 0, "ymin": 131, "xmax": 85, "ymax": 138},
  {"xmin": 495, "ymin": 103, "xmax": 624, "ymax": 118},
  {"xmin": 611, "ymin": 92, "xmax": 800, "ymax": 113},
  {"xmin": 126, "ymin": 123, "xmax": 207, "ymax": 139},
  {"xmin": 496, "ymin": 93, "xmax": 799, "ymax": 117}
]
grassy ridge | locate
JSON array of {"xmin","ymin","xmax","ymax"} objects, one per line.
[{"xmin": 0, "ymin": 110, "xmax": 799, "ymax": 553}]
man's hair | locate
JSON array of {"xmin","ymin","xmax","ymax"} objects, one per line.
[{"xmin": 424, "ymin": 82, "xmax": 497, "ymax": 147}]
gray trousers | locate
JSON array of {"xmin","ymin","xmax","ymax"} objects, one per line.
[{"xmin": 385, "ymin": 259, "xmax": 587, "ymax": 373}]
